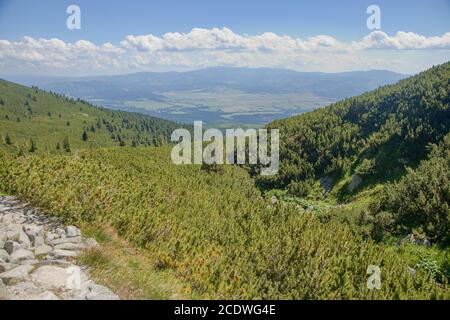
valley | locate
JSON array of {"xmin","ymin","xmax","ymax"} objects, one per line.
[{"xmin": 4, "ymin": 67, "xmax": 405, "ymax": 126}]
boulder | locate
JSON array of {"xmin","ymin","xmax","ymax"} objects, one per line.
[
  {"xmin": 4, "ymin": 240, "xmax": 19, "ymax": 255},
  {"xmin": 75, "ymin": 281, "xmax": 119, "ymax": 300},
  {"xmin": 51, "ymin": 249, "xmax": 78, "ymax": 259},
  {"xmin": 65, "ymin": 226, "xmax": 81, "ymax": 238},
  {"xmin": 21, "ymin": 259, "xmax": 40, "ymax": 266},
  {"xmin": 18, "ymin": 230, "xmax": 31, "ymax": 247},
  {"xmin": 55, "ymin": 228, "xmax": 66, "ymax": 237},
  {"xmin": 50, "ymin": 236, "xmax": 82, "ymax": 246},
  {"xmin": 32, "ymin": 236, "xmax": 45, "ymax": 248},
  {"xmin": 0, "ymin": 249, "xmax": 9, "ymax": 262},
  {"xmin": 5, "ymin": 224, "xmax": 22, "ymax": 241},
  {"xmin": 8, "ymin": 249, "xmax": 34, "ymax": 264},
  {"xmin": 54, "ymin": 243, "xmax": 85, "ymax": 251},
  {"xmin": 84, "ymin": 238, "xmax": 99, "ymax": 248},
  {"xmin": 23, "ymin": 225, "xmax": 44, "ymax": 239},
  {"xmin": 34, "ymin": 245, "xmax": 53, "ymax": 256},
  {"xmin": 0, "ymin": 265, "xmax": 33, "ymax": 285},
  {"xmin": 0, "ymin": 263, "xmax": 18, "ymax": 273},
  {"xmin": 347, "ymin": 174, "xmax": 362, "ymax": 192},
  {"xmin": 0, "ymin": 279, "xmax": 6, "ymax": 298},
  {"xmin": 31, "ymin": 265, "xmax": 87, "ymax": 289},
  {"xmin": 45, "ymin": 232, "xmax": 58, "ymax": 242}
]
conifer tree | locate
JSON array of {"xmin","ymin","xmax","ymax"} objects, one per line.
[
  {"xmin": 63, "ymin": 137, "xmax": 71, "ymax": 152},
  {"xmin": 5, "ymin": 133, "xmax": 12, "ymax": 145},
  {"xmin": 29, "ymin": 139, "xmax": 36, "ymax": 153}
]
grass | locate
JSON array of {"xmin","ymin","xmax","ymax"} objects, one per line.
[{"xmin": 77, "ymin": 223, "xmax": 195, "ymax": 300}]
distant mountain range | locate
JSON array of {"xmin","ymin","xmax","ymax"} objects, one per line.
[{"xmin": 3, "ymin": 67, "xmax": 406, "ymax": 126}]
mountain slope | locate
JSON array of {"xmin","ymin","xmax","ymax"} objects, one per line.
[
  {"xmin": 0, "ymin": 79, "xmax": 183, "ymax": 153},
  {"xmin": 259, "ymin": 62, "xmax": 450, "ymax": 198},
  {"xmin": 1, "ymin": 146, "xmax": 448, "ymax": 299}
]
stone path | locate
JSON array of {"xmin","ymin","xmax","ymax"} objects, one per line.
[{"xmin": 0, "ymin": 196, "xmax": 119, "ymax": 300}]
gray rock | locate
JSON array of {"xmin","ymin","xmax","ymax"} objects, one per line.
[
  {"xmin": 0, "ymin": 229, "xmax": 6, "ymax": 242},
  {"xmin": 84, "ymin": 238, "xmax": 99, "ymax": 248},
  {"xmin": 0, "ymin": 240, "xmax": 5, "ymax": 249},
  {"xmin": 65, "ymin": 226, "xmax": 81, "ymax": 238},
  {"xmin": 74, "ymin": 280, "xmax": 119, "ymax": 300},
  {"xmin": 50, "ymin": 236, "xmax": 82, "ymax": 246},
  {"xmin": 51, "ymin": 249, "xmax": 78, "ymax": 259},
  {"xmin": 0, "ymin": 265, "xmax": 33, "ymax": 285},
  {"xmin": 23, "ymin": 225, "xmax": 44, "ymax": 239},
  {"xmin": 40, "ymin": 259, "xmax": 73, "ymax": 267},
  {"xmin": 34, "ymin": 244, "xmax": 53, "ymax": 256},
  {"xmin": 9, "ymin": 249, "xmax": 34, "ymax": 264},
  {"xmin": 32, "ymin": 236, "xmax": 45, "ymax": 248},
  {"xmin": 4, "ymin": 240, "xmax": 19, "ymax": 255},
  {"xmin": 54, "ymin": 243, "xmax": 85, "ymax": 251},
  {"xmin": 4, "ymin": 281, "xmax": 40, "ymax": 298},
  {"xmin": 347, "ymin": 174, "xmax": 362, "ymax": 192},
  {"xmin": 45, "ymin": 232, "xmax": 58, "ymax": 242},
  {"xmin": 0, "ymin": 249, "xmax": 9, "ymax": 262},
  {"xmin": 0, "ymin": 263, "xmax": 18, "ymax": 273},
  {"xmin": 55, "ymin": 228, "xmax": 66, "ymax": 237},
  {"xmin": 21, "ymin": 259, "xmax": 40, "ymax": 266},
  {"xmin": 18, "ymin": 230, "xmax": 31, "ymax": 247},
  {"xmin": 5, "ymin": 224, "xmax": 22, "ymax": 241},
  {"xmin": 0, "ymin": 279, "xmax": 6, "ymax": 298},
  {"xmin": 31, "ymin": 265, "xmax": 87, "ymax": 289}
]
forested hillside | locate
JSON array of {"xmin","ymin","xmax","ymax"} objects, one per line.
[
  {"xmin": 0, "ymin": 147, "xmax": 448, "ymax": 299},
  {"xmin": 0, "ymin": 79, "xmax": 182, "ymax": 154},
  {"xmin": 259, "ymin": 62, "xmax": 450, "ymax": 198}
]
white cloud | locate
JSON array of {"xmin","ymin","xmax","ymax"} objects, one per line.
[
  {"xmin": 355, "ymin": 31, "xmax": 450, "ymax": 50},
  {"xmin": 0, "ymin": 28, "xmax": 449, "ymax": 75}
]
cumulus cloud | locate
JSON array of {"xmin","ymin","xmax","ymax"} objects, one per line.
[{"xmin": 0, "ymin": 27, "xmax": 449, "ymax": 75}]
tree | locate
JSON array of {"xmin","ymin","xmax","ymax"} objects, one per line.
[
  {"xmin": 29, "ymin": 139, "xmax": 36, "ymax": 153},
  {"xmin": 5, "ymin": 133, "xmax": 12, "ymax": 145},
  {"xmin": 82, "ymin": 130, "xmax": 88, "ymax": 142},
  {"xmin": 63, "ymin": 137, "xmax": 71, "ymax": 152}
]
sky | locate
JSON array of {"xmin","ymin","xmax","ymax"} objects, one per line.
[{"xmin": 0, "ymin": 0, "xmax": 449, "ymax": 76}]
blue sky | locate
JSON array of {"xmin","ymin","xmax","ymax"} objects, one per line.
[
  {"xmin": 1, "ymin": 0, "xmax": 449, "ymax": 42},
  {"xmin": 0, "ymin": 0, "xmax": 449, "ymax": 75}
]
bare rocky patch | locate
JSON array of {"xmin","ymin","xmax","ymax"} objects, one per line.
[{"xmin": 0, "ymin": 196, "xmax": 119, "ymax": 300}]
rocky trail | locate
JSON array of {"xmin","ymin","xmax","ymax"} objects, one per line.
[{"xmin": 0, "ymin": 196, "xmax": 119, "ymax": 300}]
